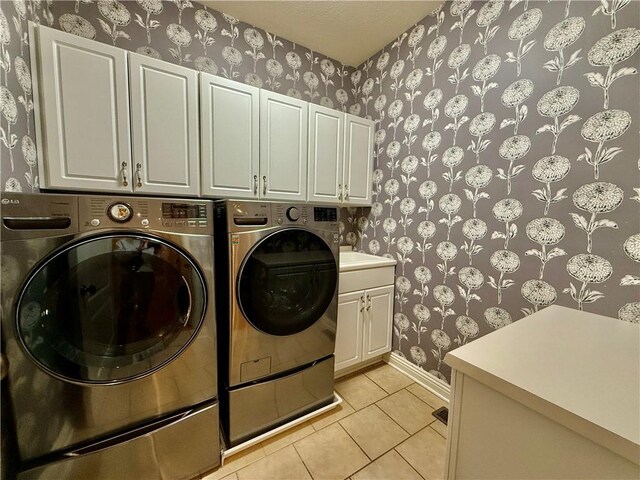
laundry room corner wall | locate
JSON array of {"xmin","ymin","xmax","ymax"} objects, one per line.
[
  {"xmin": 0, "ymin": 0, "xmax": 357, "ymax": 193},
  {"xmin": 339, "ymin": 0, "xmax": 640, "ymax": 383}
]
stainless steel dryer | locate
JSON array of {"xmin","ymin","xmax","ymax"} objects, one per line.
[
  {"xmin": 214, "ymin": 201, "xmax": 339, "ymax": 446},
  {"xmin": 0, "ymin": 193, "xmax": 220, "ymax": 479}
]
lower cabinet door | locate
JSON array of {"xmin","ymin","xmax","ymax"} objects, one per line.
[
  {"xmin": 335, "ymin": 291, "xmax": 365, "ymax": 372},
  {"xmin": 363, "ymin": 285, "xmax": 394, "ymax": 360}
]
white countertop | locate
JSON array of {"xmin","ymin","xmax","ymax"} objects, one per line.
[
  {"xmin": 339, "ymin": 251, "xmax": 397, "ymax": 272},
  {"xmin": 445, "ymin": 305, "xmax": 640, "ymax": 464}
]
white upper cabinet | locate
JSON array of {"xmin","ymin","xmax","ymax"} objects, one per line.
[
  {"xmin": 34, "ymin": 25, "xmax": 132, "ymax": 192},
  {"xmin": 343, "ymin": 114, "xmax": 374, "ymax": 206},
  {"xmin": 307, "ymin": 104, "xmax": 344, "ymax": 205},
  {"xmin": 200, "ymin": 74, "xmax": 260, "ymax": 199},
  {"xmin": 129, "ymin": 53, "xmax": 199, "ymax": 197},
  {"xmin": 260, "ymin": 90, "xmax": 308, "ymax": 201}
]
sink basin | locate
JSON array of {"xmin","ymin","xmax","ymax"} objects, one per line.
[{"xmin": 339, "ymin": 251, "xmax": 397, "ymax": 272}]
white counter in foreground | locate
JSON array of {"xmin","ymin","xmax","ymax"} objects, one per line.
[{"xmin": 444, "ymin": 305, "xmax": 640, "ymax": 480}]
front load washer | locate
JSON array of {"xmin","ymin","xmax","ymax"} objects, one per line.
[
  {"xmin": 0, "ymin": 193, "xmax": 220, "ymax": 479},
  {"xmin": 214, "ymin": 201, "xmax": 340, "ymax": 446}
]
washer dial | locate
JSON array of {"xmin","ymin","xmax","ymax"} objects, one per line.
[{"xmin": 107, "ymin": 202, "xmax": 133, "ymax": 223}]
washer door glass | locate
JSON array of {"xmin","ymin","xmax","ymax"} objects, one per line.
[
  {"xmin": 238, "ymin": 228, "xmax": 337, "ymax": 336},
  {"xmin": 16, "ymin": 234, "xmax": 206, "ymax": 384}
]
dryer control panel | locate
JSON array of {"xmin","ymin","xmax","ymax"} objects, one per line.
[
  {"xmin": 272, "ymin": 204, "xmax": 309, "ymax": 226},
  {"xmin": 219, "ymin": 200, "xmax": 339, "ymax": 234}
]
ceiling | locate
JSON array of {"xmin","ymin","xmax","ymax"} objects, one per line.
[{"xmin": 200, "ymin": 1, "xmax": 444, "ymax": 67}]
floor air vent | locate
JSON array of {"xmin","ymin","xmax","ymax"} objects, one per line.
[{"xmin": 432, "ymin": 406, "xmax": 448, "ymax": 425}]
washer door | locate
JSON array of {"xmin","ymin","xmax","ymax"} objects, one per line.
[
  {"xmin": 237, "ymin": 228, "xmax": 337, "ymax": 336},
  {"xmin": 15, "ymin": 233, "xmax": 207, "ymax": 384}
]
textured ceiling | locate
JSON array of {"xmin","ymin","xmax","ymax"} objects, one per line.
[{"xmin": 199, "ymin": 1, "xmax": 444, "ymax": 66}]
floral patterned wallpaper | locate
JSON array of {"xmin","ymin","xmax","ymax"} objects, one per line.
[
  {"xmin": 0, "ymin": 0, "xmax": 357, "ymax": 193},
  {"xmin": 340, "ymin": 0, "xmax": 640, "ymax": 383}
]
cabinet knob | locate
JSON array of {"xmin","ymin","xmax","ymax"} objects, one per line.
[
  {"xmin": 345, "ymin": 185, "xmax": 350, "ymax": 201},
  {"xmin": 253, "ymin": 175, "xmax": 258, "ymax": 195},
  {"xmin": 338, "ymin": 184, "xmax": 343, "ymax": 202},
  {"xmin": 121, "ymin": 162, "xmax": 128, "ymax": 187},
  {"xmin": 263, "ymin": 175, "xmax": 267, "ymax": 196},
  {"xmin": 360, "ymin": 296, "xmax": 365, "ymax": 312},
  {"xmin": 135, "ymin": 163, "xmax": 143, "ymax": 188},
  {"xmin": 366, "ymin": 294, "xmax": 371, "ymax": 311}
]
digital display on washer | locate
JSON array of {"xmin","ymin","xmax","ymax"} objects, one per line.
[
  {"xmin": 314, "ymin": 207, "xmax": 337, "ymax": 222},
  {"xmin": 162, "ymin": 203, "xmax": 207, "ymax": 219}
]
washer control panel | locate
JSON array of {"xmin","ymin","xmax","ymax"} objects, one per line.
[{"xmin": 78, "ymin": 196, "xmax": 212, "ymax": 233}]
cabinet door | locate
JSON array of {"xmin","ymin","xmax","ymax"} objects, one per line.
[
  {"xmin": 363, "ymin": 285, "xmax": 394, "ymax": 360},
  {"xmin": 200, "ymin": 74, "xmax": 260, "ymax": 199},
  {"xmin": 35, "ymin": 25, "xmax": 131, "ymax": 192},
  {"xmin": 308, "ymin": 104, "xmax": 343, "ymax": 204},
  {"xmin": 335, "ymin": 291, "xmax": 365, "ymax": 372},
  {"xmin": 260, "ymin": 91, "xmax": 308, "ymax": 201},
  {"xmin": 343, "ymin": 114, "xmax": 374, "ymax": 206},
  {"xmin": 129, "ymin": 53, "xmax": 199, "ymax": 197}
]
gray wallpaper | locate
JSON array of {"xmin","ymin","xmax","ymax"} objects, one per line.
[
  {"xmin": 340, "ymin": 0, "xmax": 640, "ymax": 383},
  {"xmin": 0, "ymin": 0, "xmax": 357, "ymax": 192}
]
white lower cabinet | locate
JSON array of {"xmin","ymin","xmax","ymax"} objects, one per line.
[
  {"xmin": 335, "ymin": 291, "xmax": 365, "ymax": 371},
  {"xmin": 335, "ymin": 283, "xmax": 394, "ymax": 373}
]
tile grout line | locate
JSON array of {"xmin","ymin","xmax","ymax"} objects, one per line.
[
  {"xmin": 428, "ymin": 423, "xmax": 447, "ymax": 440},
  {"xmin": 291, "ymin": 443, "xmax": 315, "ymax": 480},
  {"xmin": 331, "ymin": 421, "xmax": 372, "ymax": 465},
  {"xmin": 403, "ymin": 384, "xmax": 442, "ymax": 410},
  {"xmin": 363, "ymin": 366, "xmax": 415, "ymax": 395},
  {"xmin": 338, "ymin": 404, "xmax": 412, "ymax": 464},
  {"xmin": 393, "ymin": 447, "xmax": 428, "ymax": 480},
  {"xmin": 370, "ymin": 401, "xmax": 413, "ymax": 438}
]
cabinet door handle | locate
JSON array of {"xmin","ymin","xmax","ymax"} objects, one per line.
[
  {"xmin": 121, "ymin": 162, "xmax": 128, "ymax": 187},
  {"xmin": 345, "ymin": 185, "xmax": 350, "ymax": 201},
  {"xmin": 135, "ymin": 163, "xmax": 143, "ymax": 188},
  {"xmin": 338, "ymin": 184, "xmax": 343, "ymax": 202},
  {"xmin": 359, "ymin": 295, "xmax": 365, "ymax": 312},
  {"xmin": 253, "ymin": 175, "xmax": 258, "ymax": 195},
  {"xmin": 366, "ymin": 294, "xmax": 371, "ymax": 311},
  {"xmin": 262, "ymin": 175, "xmax": 267, "ymax": 195}
]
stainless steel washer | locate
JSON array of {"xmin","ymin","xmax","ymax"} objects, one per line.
[
  {"xmin": 1, "ymin": 193, "xmax": 220, "ymax": 479},
  {"xmin": 214, "ymin": 201, "xmax": 339, "ymax": 446}
]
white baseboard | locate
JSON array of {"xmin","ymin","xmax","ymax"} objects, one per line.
[{"xmin": 385, "ymin": 352, "xmax": 451, "ymax": 403}]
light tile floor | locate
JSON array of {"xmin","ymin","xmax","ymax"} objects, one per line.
[{"xmin": 200, "ymin": 362, "xmax": 448, "ymax": 480}]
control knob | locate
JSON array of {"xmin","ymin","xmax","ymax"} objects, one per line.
[
  {"xmin": 286, "ymin": 207, "xmax": 300, "ymax": 221},
  {"xmin": 107, "ymin": 202, "xmax": 133, "ymax": 223}
]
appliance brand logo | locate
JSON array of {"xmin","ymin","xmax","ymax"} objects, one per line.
[{"xmin": 1, "ymin": 198, "xmax": 18, "ymax": 205}]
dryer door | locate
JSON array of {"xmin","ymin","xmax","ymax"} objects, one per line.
[
  {"xmin": 237, "ymin": 228, "xmax": 338, "ymax": 336},
  {"xmin": 15, "ymin": 233, "xmax": 207, "ymax": 384}
]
